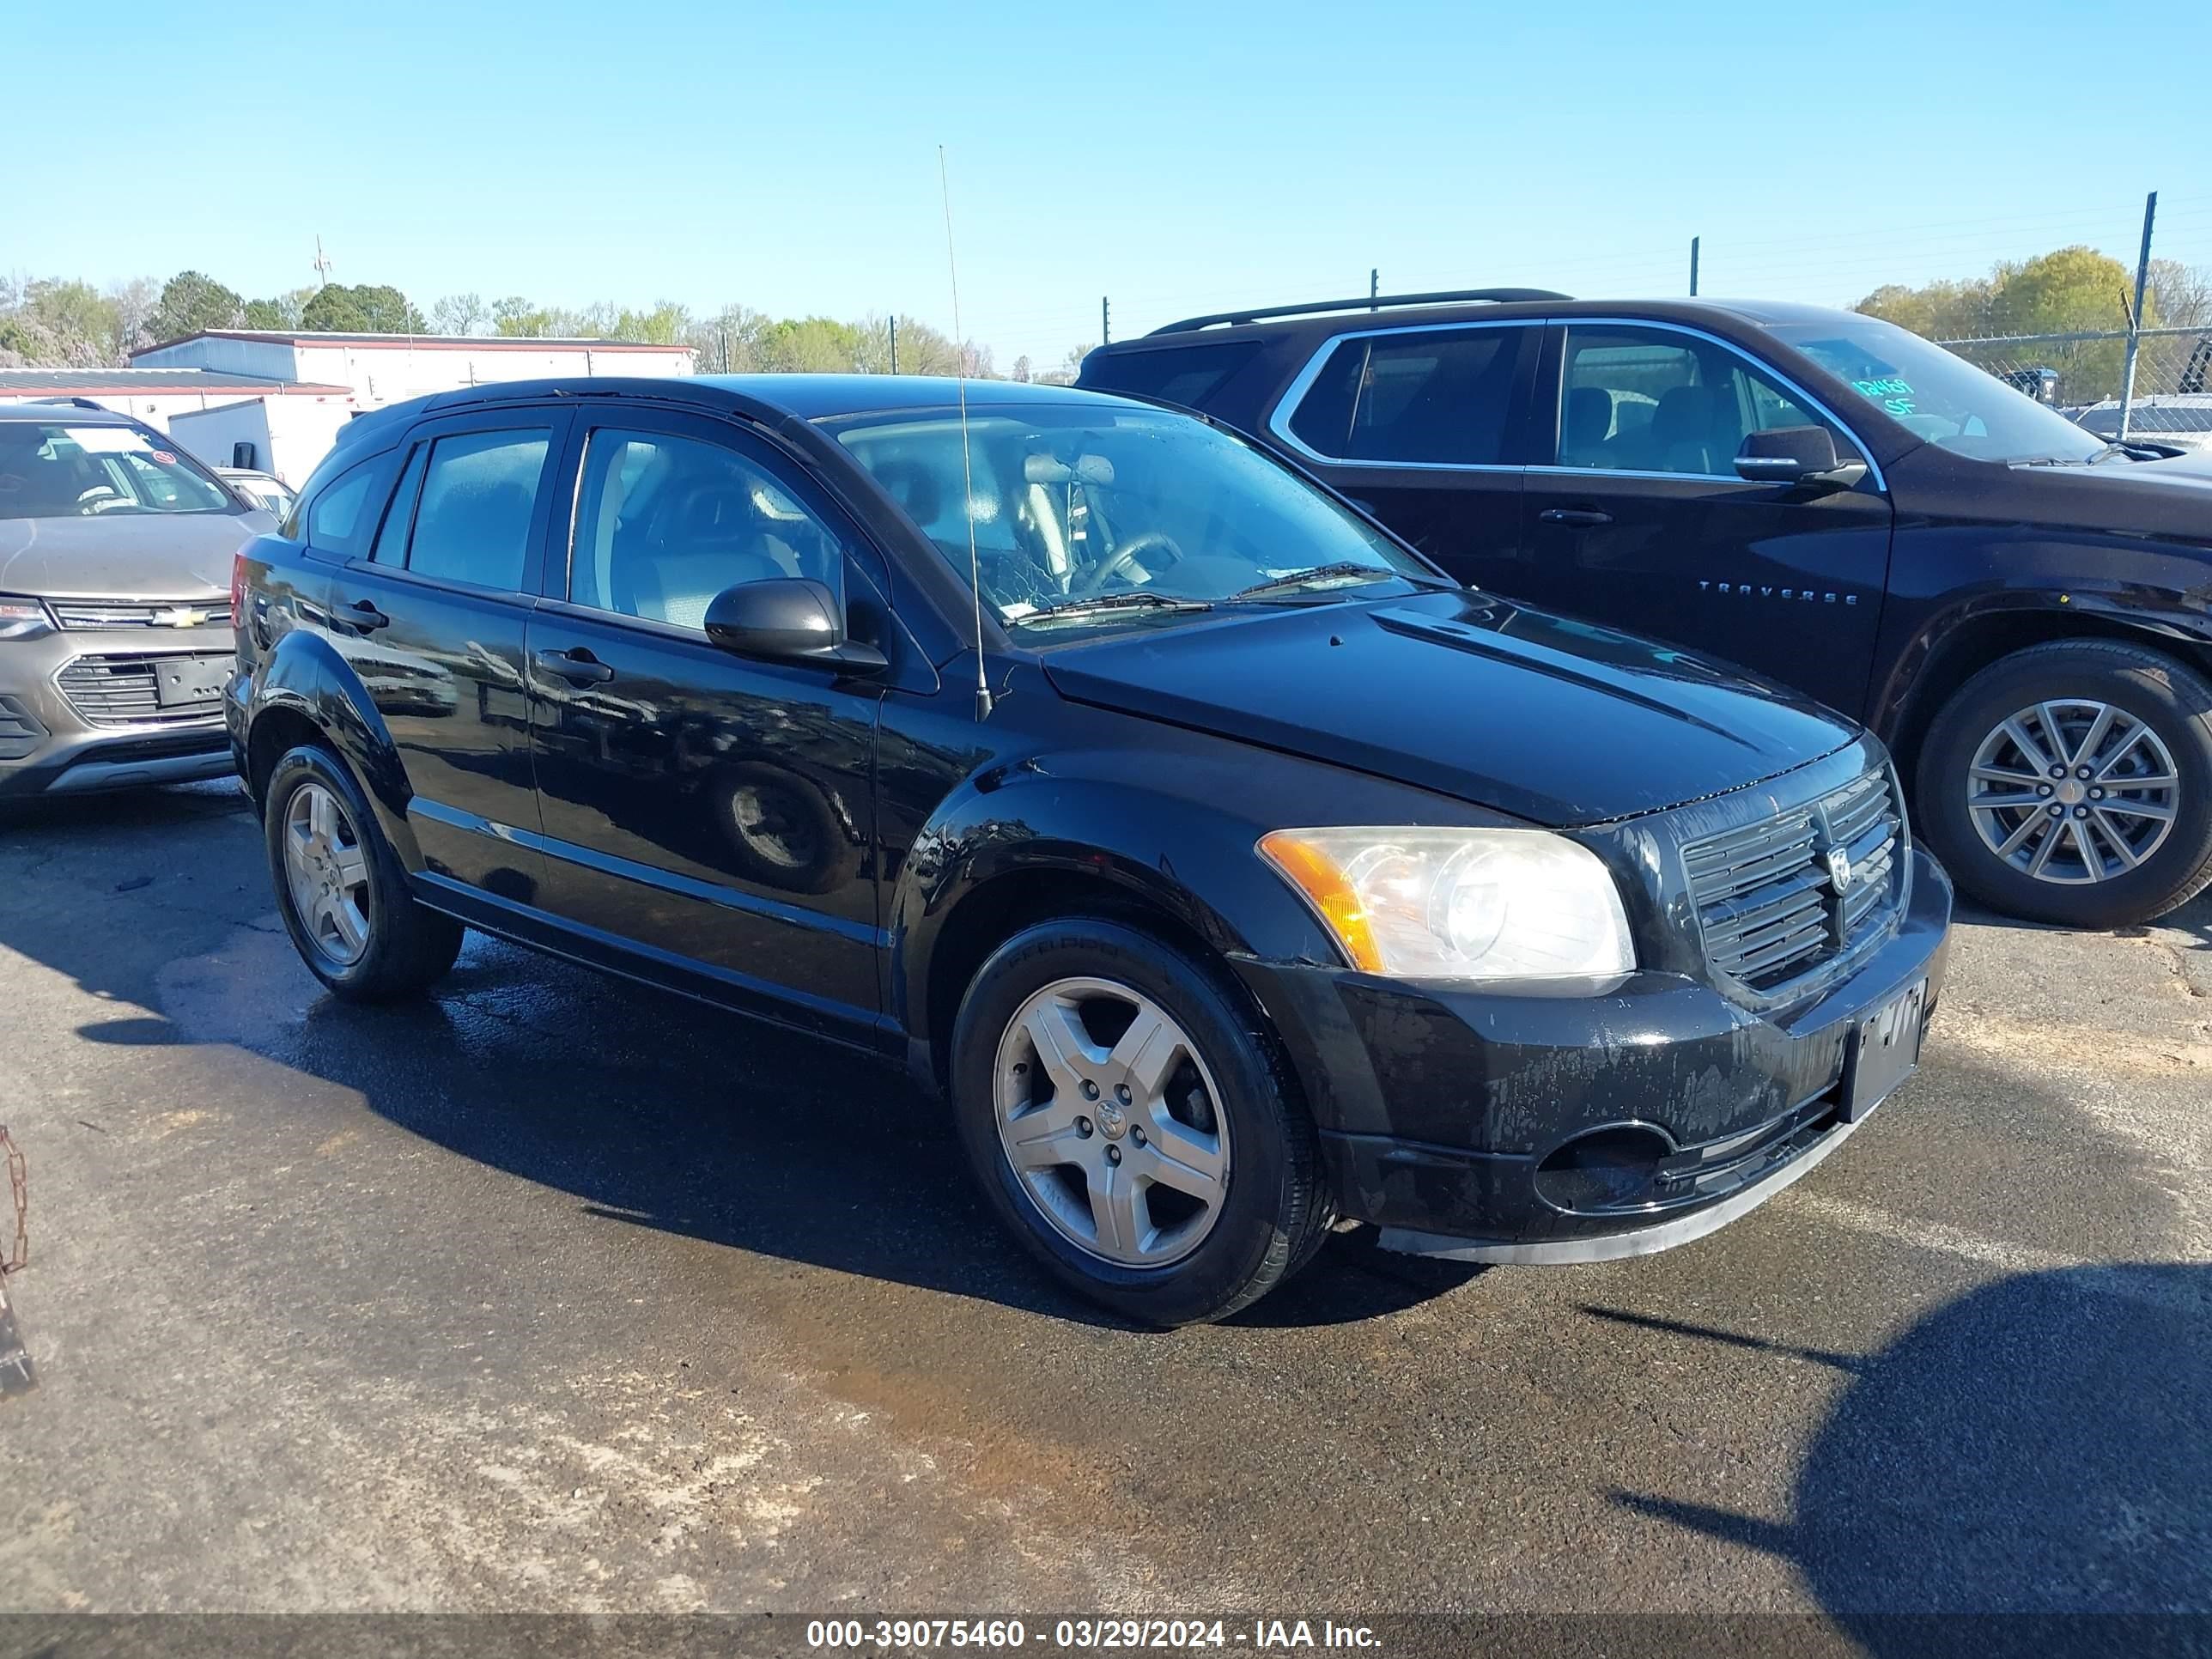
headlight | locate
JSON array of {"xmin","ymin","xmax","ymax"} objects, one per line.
[
  {"xmin": 1258, "ymin": 826, "xmax": 1635, "ymax": 981},
  {"xmin": 0, "ymin": 599, "xmax": 55, "ymax": 641}
]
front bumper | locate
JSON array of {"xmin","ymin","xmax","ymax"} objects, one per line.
[
  {"xmin": 0, "ymin": 633, "xmax": 233, "ymax": 799},
  {"xmin": 1233, "ymin": 846, "xmax": 1953, "ymax": 1263}
]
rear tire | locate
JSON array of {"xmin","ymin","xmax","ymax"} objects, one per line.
[
  {"xmin": 950, "ymin": 916, "xmax": 1329, "ymax": 1326},
  {"xmin": 1916, "ymin": 640, "xmax": 2212, "ymax": 927},
  {"xmin": 264, "ymin": 743, "xmax": 464, "ymax": 1001}
]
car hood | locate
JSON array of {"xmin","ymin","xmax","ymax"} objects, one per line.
[
  {"xmin": 1041, "ymin": 588, "xmax": 1862, "ymax": 827},
  {"xmin": 0, "ymin": 510, "xmax": 270, "ymax": 599},
  {"xmin": 1996, "ymin": 451, "xmax": 2212, "ymax": 540}
]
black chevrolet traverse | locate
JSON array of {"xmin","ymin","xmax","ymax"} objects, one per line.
[
  {"xmin": 232, "ymin": 375, "xmax": 1949, "ymax": 1323},
  {"xmin": 1082, "ymin": 290, "xmax": 2212, "ymax": 929}
]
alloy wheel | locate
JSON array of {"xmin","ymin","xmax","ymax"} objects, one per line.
[
  {"xmin": 992, "ymin": 976, "xmax": 1232, "ymax": 1268},
  {"xmin": 1966, "ymin": 699, "xmax": 2179, "ymax": 885},
  {"xmin": 283, "ymin": 781, "xmax": 374, "ymax": 966}
]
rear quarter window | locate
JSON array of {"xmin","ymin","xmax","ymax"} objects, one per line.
[{"xmin": 1082, "ymin": 341, "xmax": 1262, "ymax": 410}]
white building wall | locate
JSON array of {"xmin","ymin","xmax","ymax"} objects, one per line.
[
  {"xmin": 286, "ymin": 341, "xmax": 693, "ymax": 410},
  {"xmin": 168, "ymin": 397, "xmax": 356, "ymax": 483}
]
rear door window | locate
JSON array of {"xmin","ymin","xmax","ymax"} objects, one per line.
[
  {"xmin": 403, "ymin": 428, "xmax": 552, "ymax": 592},
  {"xmin": 1285, "ymin": 326, "xmax": 1531, "ymax": 465}
]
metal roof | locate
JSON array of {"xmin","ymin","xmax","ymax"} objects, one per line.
[{"xmin": 132, "ymin": 329, "xmax": 695, "ymax": 358}]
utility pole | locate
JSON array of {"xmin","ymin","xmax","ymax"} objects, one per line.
[
  {"xmin": 718, "ymin": 325, "xmax": 730, "ymax": 374},
  {"xmin": 889, "ymin": 314, "xmax": 899, "ymax": 374},
  {"xmin": 1370, "ymin": 268, "xmax": 1379, "ymax": 311},
  {"xmin": 1688, "ymin": 236, "xmax": 1700, "ymax": 298},
  {"xmin": 1101, "ymin": 295, "xmax": 1110, "ymax": 345},
  {"xmin": 2119, "ymin": 191, "xmax": 2158, "ymax": 444}
]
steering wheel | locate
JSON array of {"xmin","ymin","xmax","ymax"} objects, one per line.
[
  {"xmin": 78, "ymin": 485, "xmax": 127, "ymax": 513},
  {"xmin": 1079, "ymin": 529, "xmax": 1185, "ymax": 595}
]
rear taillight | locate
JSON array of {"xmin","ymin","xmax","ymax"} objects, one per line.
[{"xmin": 230, "ymin": 550, "xmax": 246, "ymax": 620}]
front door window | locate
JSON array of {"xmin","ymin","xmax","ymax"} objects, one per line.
[{"xmin": 1556, "ymin": 325, "xmax": 1868, "ymax": 480}]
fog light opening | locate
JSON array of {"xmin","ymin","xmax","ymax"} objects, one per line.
[{"xmin": 1534, "ymin": 1125, "xmax": 1673, "ymax": 1215}]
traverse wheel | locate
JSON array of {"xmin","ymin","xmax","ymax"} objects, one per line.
[{"xmin": 1916, "ymin": 640, "xmax": 2212, "ymax": 927}]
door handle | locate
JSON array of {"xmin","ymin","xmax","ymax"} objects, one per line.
[
  {"xmin": 340, "ymin": 597, "xmax": 389, "ymax": 631},
  {"xmin": 534, "ymin": 647, "xmax": 615, "ymax": 684},
  {"xmin": 1539, "ymin": 507, "xmax": 1613, "ymax": 528}
]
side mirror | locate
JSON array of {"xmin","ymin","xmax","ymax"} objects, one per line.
[
  {"xmin": 702, "ymin": 578, "xmax": 887, "ymax": 675},
  {"xmin": 1735, "ymin": 425, "xmax": 1869, "ymax": 489}
]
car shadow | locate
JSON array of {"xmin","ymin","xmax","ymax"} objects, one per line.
[
  {"xmin": 21, "ymin": 786, "xmax": 1479, "ymax": 1331},
  {"xmin": 1601, "ymin": 1264, "xmax": 2212, "ymax": 1647}
]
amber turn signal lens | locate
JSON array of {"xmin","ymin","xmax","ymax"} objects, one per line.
[{"xmin": 1256, "ymin": 830, "xmax": 1384, "ymax": 973}]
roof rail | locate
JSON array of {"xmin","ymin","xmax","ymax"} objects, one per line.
[
  {"xmin": 1148, "ymin": 288, "xmax": 1573, "ymax": 336},
  {"xmin": 27, "ymin": 397, "xmax": 112, "ymax": 411}
]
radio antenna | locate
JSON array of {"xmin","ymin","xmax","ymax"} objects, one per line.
[{"xmin": 939, "ymin": 145, "xmax": 994, "ymax": 721}]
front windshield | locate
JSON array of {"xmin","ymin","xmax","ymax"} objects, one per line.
[
  {"xmin": 1771, "ymin": 315, "xmax": 2104, "ymax": 465},
  {"xmin": 827, "ymin": 403, "xmax": 1432, "ymax": 628},
  {"xmin": 0, "ymin": 422, "xmax": 238, "ymax": 520}
]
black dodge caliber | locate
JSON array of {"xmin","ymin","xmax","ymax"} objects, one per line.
[{"xmin": 230, "ymin": 375, "xmax": 1951, "ymax": 1324}]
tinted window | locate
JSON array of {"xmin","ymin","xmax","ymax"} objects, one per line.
[
  {"xmin": 369, "ymin": 445, "xmax": 428, "ymax": 565},
  {"xmin": 307, "ymin": 463, "xmax": 381, "ymax": 557},
  {"xmin": 1286, "ymin": 328, "xmax": 1525, "ymax": 465},
  {"xmin": 1558, "ymin": 325, "xmax": 1864, "ymax": 478},
  {"xmin": 405, "ymin": 429, "xmax": 550, "ymax": 592},
  {"xmin": 570, "ymin": 428, "xmax": 842, "ymax": 629},
  {"xmin": 1082, "ymin": 341, "xmax": 1261, "ymax": 410}
]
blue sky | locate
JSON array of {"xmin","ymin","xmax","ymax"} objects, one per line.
[{"xmin": 10, "ymin": 0, "xmax": 2209, "ymax": 367}]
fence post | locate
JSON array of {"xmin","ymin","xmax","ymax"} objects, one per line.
[
  {"xmin": 1102, "ymin": 295, "xmax": 1111, "ymax": 345},
  {"xmin": 2118, "ymin": 191, "xmax": 2157, "ymax": 442},
  {"xmin": 1689, "ymin": 236, "xmax": 1700, "ymax": 298}
]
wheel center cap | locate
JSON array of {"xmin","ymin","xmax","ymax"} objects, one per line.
[
  {"xmin": 2057, "ymin": 779, "xmax": 2087, "ymax": 806},
  {"xmin": 1094, "ymin": 1098, "xmax": 1127, "ymax": 1139}
]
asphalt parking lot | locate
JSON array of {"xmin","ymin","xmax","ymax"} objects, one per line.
[{"xmin": 1, "ymin": 781, "xmax": 2208, "ymax": 1623}]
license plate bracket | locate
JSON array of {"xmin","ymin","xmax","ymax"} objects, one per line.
[
  {"xmin": 155, "ymin": 654, "xmax": 230, "ymax": 708},
  {"xmin": 1841, "ymin": 977, "xmax": 1927, "ymax": 1123}
]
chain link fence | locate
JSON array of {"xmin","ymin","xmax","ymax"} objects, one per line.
[{"xmin": 1937, "ymin": 325, "xmax": 2212, "ymax": 450}]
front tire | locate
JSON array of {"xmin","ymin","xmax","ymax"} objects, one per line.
[
  {"xmin": 950, "ymin": 917, "xmax": 1330, "ymax": 1326},
  {"xmin": 1916, "ymin": 640, "xmax": 2212, "ymax": 927},
  {"xmin": 264, "ymin": 744, "xmax": 464, "ymax": 1001}
]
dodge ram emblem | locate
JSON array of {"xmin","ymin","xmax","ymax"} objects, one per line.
[{"xmin": 1826, "ymin": 848, "xmax": 1853, "ymax": 893}]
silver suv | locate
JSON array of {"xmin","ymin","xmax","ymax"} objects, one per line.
[{"xmin": 0, "ymin": 403, "xmax": 274, "ymax": 799}]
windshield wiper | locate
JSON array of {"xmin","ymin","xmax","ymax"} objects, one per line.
[
  {"xmin": 1226, "ymin": 562, "xmax": 1401, "ymax": 602},
  {"xmin": 1012, "ymin": 590, "xmax": 1215, "ymax": 627}
]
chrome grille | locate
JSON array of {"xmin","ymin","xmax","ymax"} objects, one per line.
[
  {"xmin": 54, "ymin": 655, "xmax": 223, "ymax": 726},
  {"xmin": 1686, "ymin": 769, "xmax": 1905, "ymax": 994},
  {"xmin": 50, "ymin": 599, "xmax": 232, "ymax": 632}
]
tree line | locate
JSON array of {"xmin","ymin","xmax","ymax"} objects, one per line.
[
  {"xmin": 1856, "ymin": 246, "xmax": 2212, "ymax": 406},
  {"xmin": 0, "ymin": 268, "xmax": 1090, "ymax": 383},
  {"xmin": 11, "ymin": 246, "xmax": 2206, "ymax": 387}
]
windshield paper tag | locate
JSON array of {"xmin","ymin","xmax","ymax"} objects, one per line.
[
  {"xmin": 65, "ymin": 427, "xmax": 154, "ymax": 455},
  {"xmin": 1852, "ymin": 377, "xmax": 1917, "ymax": 416}
]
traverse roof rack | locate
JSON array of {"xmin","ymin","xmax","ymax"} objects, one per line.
[{"xmin": 1148, "ymin": 288, "xmax": 1573, "ymax": 336}]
